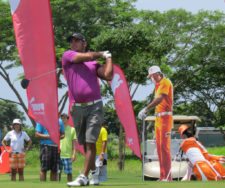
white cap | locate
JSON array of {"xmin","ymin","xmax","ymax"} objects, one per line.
[
  {"xmin": 12, "ymin": 119, "xmax": 22, "ymax": 125},
  {"xmin": 147, "ymin": 65, "xmax": 161, "ymax": 78}
]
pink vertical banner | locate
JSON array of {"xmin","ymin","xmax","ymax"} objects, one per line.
[
  {"xmin": 9, "ymin": 0, "xmax": 59, "ymax": 145},
  {"xmin": 110, "ymin": 64, "xmax": 141, "ymax": 158}
]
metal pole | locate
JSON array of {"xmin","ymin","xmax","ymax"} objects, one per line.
[
  {"xmin": 142, "ymin": 118, "xmax": 146, "ymax": 181},
  {"xmin": 178, "ymin": 151, "xmax": 182, "ymax": 181}
]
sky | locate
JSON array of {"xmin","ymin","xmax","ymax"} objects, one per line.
[
  {"xmin": 134, "ymin": 0, "xmax": 225, "ymax": 12},
  {"xmin": 1, "ymin": 0, "xmax": 224, "ymax": 125}
]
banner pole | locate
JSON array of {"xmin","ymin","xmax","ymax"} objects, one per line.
[{"xmin": 142, "ymin": 118, "xmax": 146, "ymax": 181}]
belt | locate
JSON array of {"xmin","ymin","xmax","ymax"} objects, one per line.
[
  {"xmin": 41, "ymin": 144, "xmax": 58, "ymax": 147},
  {"xmin": 155, "ymin": 111, "xmax": 172, "ymax": 117},
  {"xmin": 73, "ymin": 99, "xmax": 102, "ymax": 107},
  {"xmin": 12, "ymin": 152, "xmax": 20, "ymax": 154}
]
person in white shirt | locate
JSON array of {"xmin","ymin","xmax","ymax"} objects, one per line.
[{"xmin": 2, "ymin": 119, "xmax": 32, "ymax": 181}]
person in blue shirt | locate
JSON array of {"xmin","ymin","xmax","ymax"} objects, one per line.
[{"xmin": 35, "ymin": 119, "xmax": 64, "ymax": 181}]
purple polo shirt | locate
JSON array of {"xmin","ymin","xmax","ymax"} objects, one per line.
[{"xmin": 62, "ymin": 50, "xmax": 101, "ymax": 103}]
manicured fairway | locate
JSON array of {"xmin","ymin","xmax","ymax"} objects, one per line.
[{"xmin": 1, "ymin": 160, "xmax": 225, "ymax": 188}]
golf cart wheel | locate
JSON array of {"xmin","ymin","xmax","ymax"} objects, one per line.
[{"xmin": 144, "ymin": 176, "xmax": 157, "ymax": 181}]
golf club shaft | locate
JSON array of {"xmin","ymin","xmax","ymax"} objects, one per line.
[{"xmin": 29, "ymin": 68, "xmax": 62, "ymax": 81}]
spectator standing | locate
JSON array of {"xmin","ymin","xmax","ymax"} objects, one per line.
[
  {"xmin": 2, "ymin": 119, "xmax": 32, "ymax": 181},
  {"xmin": 35, "ymin": 119, "xmax": 64, "ymax": 181},
  {"xmin": 91, "ymin": 125, "xmax": 108, "ymax": 184},
  {"xmin": 60, "ymin": 113, "xmax": 77, "ymax": 182}
]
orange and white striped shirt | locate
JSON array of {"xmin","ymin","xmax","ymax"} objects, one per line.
[{"xmin": 155, "ymin": 77, "xmax": 173, "ymax": 113}]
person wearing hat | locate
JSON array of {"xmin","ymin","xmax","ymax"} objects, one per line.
[
  {"xmin": 1, "ymin": 119, "xmax": 32, "ymax": 181},
  {"xmin": 138, "ymin": 65, "xmax": 173, "ymax": 181},
  {"xmin": 59, "ymin": 113, "xmax": 77, "ymax": 182},
  {"xmin": 62, "ymin": 32, "xmax": 113, "ymax": 187},
  {"xmin": 178, "ymin": 124, "xmax": 225, "ymax": 181}
]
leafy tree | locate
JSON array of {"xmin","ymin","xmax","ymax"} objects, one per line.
[
  {"xmin": 51, "ymin": 0, "xmax": 137, "ymax": 59},
  {"xmin": 0, "ymin": 1, "xmax": 16, "ymax": 62},
  {"xmin": 0, "ymin": 0, "xmax": 33, "ymax": 125},
  {"xmin": 1, "ymin": 0, "xmax": 225, "ymax": 169},
  {"xmin": 0, "ymin": 0, "xmax": 140, "ymax": 170},
  {"xmin": 171, "ymin": 11, "xmax": 225, "ymax": 127},
  {"xmin": 0, "ymin": 100, "xmax": 25, "ymax": 131}
]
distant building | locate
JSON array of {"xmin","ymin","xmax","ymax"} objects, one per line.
[{"xmin": 196, "ymin": 127, "xmax": 225, "ymax": 147}]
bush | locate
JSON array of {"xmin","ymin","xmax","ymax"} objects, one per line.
[
  {"xmin": 23, "ymin": 126, "xmax": 39, "ymax": 147},
  {"xmin": 107, "ymin": 133, "xmax": 119, "ymax": 159},
  {"xmin": 26, "ymin": 146, "xmax": 40, "ymax": 167},
  {"xmin": 107, "ymin": 133, "xmax": 140, "ymax": 160}
]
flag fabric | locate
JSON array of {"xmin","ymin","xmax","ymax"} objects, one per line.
[
  {"xmin": 110, "ymin": 64, "xmax": 141, "ymax": 158},
  {"xmin": 0, "ymin": 146, "xmax": 11, "ymax": 174},
  {"xmin": 9, "ymin": 0, "xmax": 59, "ymax": 145}
]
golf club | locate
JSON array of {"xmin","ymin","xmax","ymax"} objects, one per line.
[
  {"xmin": 177, "ymin": 150, "xmax": 183, "ymax": 181},
  {"xmin": 20, "ymin": 68, "xmax": 62, "ymax": 89},
  {"xmin": 165, "ymin": 151, "xmax": 181, "ymax": 181},
  {"xmin": 141, "ymin": 89, "xmax": 155, "ymax": 181}
]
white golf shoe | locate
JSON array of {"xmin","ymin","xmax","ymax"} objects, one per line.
[
  {"xmin": 89, "ymin": 169, "xmax": 99, "ymax": 185},
  {"xmin": 67, "ymin": 174, "xmax": 89, "ymax": 187}
]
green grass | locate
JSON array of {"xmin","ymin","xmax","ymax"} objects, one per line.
[
  {"xmin": 207, "ymin": 146, "xmax": 225, "ymax": 155},
  {"xmin": 1, "ymin": 147, "xmax": 225, "ymax": 187},
  {"xmin": 1, "ymin": 166, "xmax": 225, "ymax": 188}
]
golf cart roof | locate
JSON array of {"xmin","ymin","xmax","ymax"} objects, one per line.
[{"xmin": 145, "ymin": 115, "xmax": 201, "ymax": 122}]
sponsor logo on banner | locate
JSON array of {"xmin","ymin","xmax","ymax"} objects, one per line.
[
  {"xmin": 111, "ymin": 73, "xmax": 123, "ymax": 94},
  {"xmin": 127, "ymin": 137, "xmax": 134, "ymax": 145},
  {"xmin": 29, "ymin": 97, "xmax": 45, "ymax": 115}
]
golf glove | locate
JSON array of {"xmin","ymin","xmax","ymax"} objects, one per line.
[
  {"xmin": 95, "ymin": 157, "xmax": 103, "ymax": 167},
  {"xmin": 102, "ymin": 50, "xmax": 112, "ymax": 59},
  {"xmin": 138, "ymin": 107, "xmax": 147, "ymax": 120}
]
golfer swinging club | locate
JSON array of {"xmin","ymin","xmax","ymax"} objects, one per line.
[
  {"xmin": 62, "ymin": 32, "xmax": 113, "ymax": 187},
  {"xmin": 138, "ymin": 65, "xmax": 173, "ymax": 181}
]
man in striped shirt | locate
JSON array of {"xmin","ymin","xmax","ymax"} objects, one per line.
[{"xmin": 138, "ymin": 65, "xmax": 173, "ymax": 181}]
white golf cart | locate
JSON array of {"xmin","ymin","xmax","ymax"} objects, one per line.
[{"xmin": 142, "ymin": 115, "xmax": 201, "ymax": 180}]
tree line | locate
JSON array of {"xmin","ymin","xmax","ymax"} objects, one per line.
[{"xmin": 0, "ymin": 1, "xmax": 225, "ymax": 167}]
